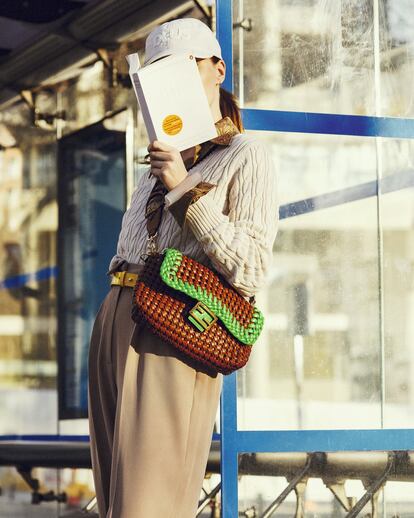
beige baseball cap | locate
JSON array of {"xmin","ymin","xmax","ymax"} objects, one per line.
[{"xmin": 144, "ymin": 18, "xmax": 222, "ymax": 66}]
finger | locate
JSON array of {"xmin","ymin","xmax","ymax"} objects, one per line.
[
  {"xmin": 149, "ymin": 151, "xmax": 171, "ymax": 161},
  {"xmin": 151, "ymin": 164, "xmax": 166, "ymax": 175},
  {"xmin": 150, "ymin": 140, "xmax": 176, "ymax": 152},
  {"xmin": 149, "ymin": 160, "xmax": 165, "ymax": 169}
]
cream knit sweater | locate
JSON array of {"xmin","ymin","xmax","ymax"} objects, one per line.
[{"xmin": 108, "ymin": 133, "xmax": 279, "ymax": 298}]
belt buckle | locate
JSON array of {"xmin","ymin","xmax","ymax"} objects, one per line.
[{"xmin": 117, "ymin": 271, "xmax": 127, "ymax": 287}]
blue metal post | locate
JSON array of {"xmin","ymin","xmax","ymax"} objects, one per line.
[
  {"xmin": 216, "ymin": 1, "xmax": 239, "ymax": 516},
  {"xmin": 216, "ymin": 0, "xmax": 233, "ymax": 92},
  {"xmin": 220, "ymin": 372, "xmax": 239, "ymax": 517}
]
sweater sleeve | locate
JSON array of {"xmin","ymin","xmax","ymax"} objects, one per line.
[{"xmin": 184, "ymin": 140, "xmax": 279, "ymax": 298}]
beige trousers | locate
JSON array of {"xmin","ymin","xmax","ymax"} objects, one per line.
[{"xmin": 88, "ymin": 262, "xmax": 223, "ymax": 518}]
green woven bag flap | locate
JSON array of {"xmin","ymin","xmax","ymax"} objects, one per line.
[{"xmin": 159, "ymin": 248, "xmax": 264, "ymax": 345}]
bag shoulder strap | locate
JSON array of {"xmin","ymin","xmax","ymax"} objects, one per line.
[{"xmin": 145, "ymin": 142, "xmax": 219, "ymax": 240}]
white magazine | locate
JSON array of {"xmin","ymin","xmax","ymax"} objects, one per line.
[{"xmin": 126, "ymin": 52, "xmax": 218, "ymax": 151}]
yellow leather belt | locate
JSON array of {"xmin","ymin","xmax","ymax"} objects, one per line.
[{"xmin": 111, "ymin": 271, "xmax": 139, "ymax": 288}]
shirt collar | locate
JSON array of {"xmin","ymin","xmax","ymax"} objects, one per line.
[{"xmin": 210, "ymin": 116, "xmax": 240, "ymax": 145}]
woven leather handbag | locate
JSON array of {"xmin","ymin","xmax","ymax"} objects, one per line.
[
  {"xmin": 131, "ymin": 247, "xmax": 264, "ymax": 374},
  {"xmin": 131, "ymin": 141, "xmax": 264, "ymax": 374}
]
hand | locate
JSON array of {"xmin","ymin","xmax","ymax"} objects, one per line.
[{"xmin": 147, "ymin": 140, "xmax": 189, "ymax": 191}]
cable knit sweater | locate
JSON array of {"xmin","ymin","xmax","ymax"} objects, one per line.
[{"xmin": 108, "ymin": 133, "xmax": 279, "ymax": 298}]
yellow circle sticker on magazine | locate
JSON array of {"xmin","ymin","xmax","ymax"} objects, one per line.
[{"xmin": 162, "ymin": 114, "xmax": 183, "ymax": 135}]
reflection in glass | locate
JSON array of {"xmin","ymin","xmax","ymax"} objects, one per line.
[
  {"xmin": 234, "ymin": 0, "xmax": 414, "ymax": 117},
  {"xmin": 382, "ymin": 188, "xmax": 414, "ymax": 428},
  {"xmin": 381, "ymin": 138, "xmax": 414, "ymax": 179},
  {"xmin": 0, "ymin": 97, "xmax": 60, "ymax": 513},
  {"xmin": 0, "ymin": 100, "xmax": 58, "ymax": 436},
  {"xmin": 238, "ymin": 197, "xmax": 382, "ymax": 431},
  {"xmin": 237, "ymin": 130, "xmax": 414, "ymax": 431},
  {"xmin": 57, "ymin": 111, "xmax": 127, "ymax": 419},
  {"xmin": 248, "ymin": 130, "xmax": 377, "ymax": 205}
]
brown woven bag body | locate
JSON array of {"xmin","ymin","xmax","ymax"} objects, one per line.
[{"xmin": 131, "ymin": 248, "xmax": 264, "ymax": 375}]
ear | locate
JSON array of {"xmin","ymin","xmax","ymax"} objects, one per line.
[{"xmin": 215, "ymin": 59, "xmax": 226, "ymax": 85}]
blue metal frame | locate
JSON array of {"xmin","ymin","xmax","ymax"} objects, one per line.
[
  {"xmin": 0, "ymin": 434, "xmax": 89, "ymax": 442},
  {"xmin": 243, "ymin": 108, "xmax": 414, "ymax": 138},
  {"xmin": 216, "ymin": 0, "xmax": 414, "ymax": 516},
  {"xmin": 0, "ymin": 266, "xmax": 58, "ymax": 290}
]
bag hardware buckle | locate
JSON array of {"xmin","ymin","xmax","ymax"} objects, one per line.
[{"xmin": 188, "ymin": 301, "xmax": 217, "ymax": 332}]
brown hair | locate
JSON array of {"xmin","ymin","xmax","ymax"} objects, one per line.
[{"xmin": 212, "ymin": 56, "xmax": 244, "ymax": 132}]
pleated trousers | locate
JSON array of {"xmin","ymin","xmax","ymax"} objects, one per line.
[{"xmin": 87, "ymin": 262, "xmax": 223, "ymax": 518}]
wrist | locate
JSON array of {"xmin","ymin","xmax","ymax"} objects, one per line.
[{"xmin": 167, "ymin": 172, "xmax": 189, "ymax": 192}]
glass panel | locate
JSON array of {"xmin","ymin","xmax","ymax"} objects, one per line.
[
  {"xmin": 380, "ymin": 1, "xmax": 414, "ymax": 117},
  {"xmin": 238, "ymin": 451, "xmax": 414, "ymax": 516},
  {"xmin": 247, "ymin": 130, "xmax": 377, "ymax": 205},
  {"xmin": 239, "ymin": 474, "xmax": 350, "ymax": 516},
  {"xmin": 57, "ymin": 110, "xmax": 127, "ymax": 419},
  {"xmin": 233, "ymin": 0, "xmax": 414, "ymax": 117},
  {"xmin": 381, "ymin": 138, "xmax": 414, "ymax": 179},
  {"xmin": 0, "ymin": 98, "xmax": 58, "ymax": 435},
  {"xmin": 238, "ymin": 195, "xmax": 381, "ymax": 430},
  {"xmin": 384, "ymin": 481, "xmax": 414, "ymax": 517},
  {"xmin": 382, "ymin": 187, "xmax": 414, "ymax": 428}
]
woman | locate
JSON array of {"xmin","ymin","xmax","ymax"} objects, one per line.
[{"xmin": 88, "ymin": 17, "xmax": 279, "ymax": 518}]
